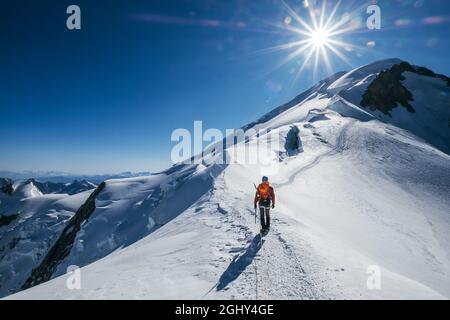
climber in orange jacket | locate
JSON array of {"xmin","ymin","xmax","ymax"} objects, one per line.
[{"xmin": 254, "ymin": 176, "xmax": 275, "ymax": 235}]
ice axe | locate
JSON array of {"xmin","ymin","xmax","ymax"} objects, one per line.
[{"xmin": 253, "ymin": 183, "xmax": 258, "ymax": 224}]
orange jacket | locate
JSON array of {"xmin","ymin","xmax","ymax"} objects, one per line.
[{"xmin": 254, "ymin": 183, "xmax": 275, "ymax": 208}]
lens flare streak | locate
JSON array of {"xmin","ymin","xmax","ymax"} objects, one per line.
[{"xmin": 268, "ymin": 0, "xmax": 370, "ymax": 82}]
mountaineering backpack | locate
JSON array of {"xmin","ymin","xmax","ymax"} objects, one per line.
[{"xmin": 257, "ymin": 183, "xmax": 271, "ymax": 200}]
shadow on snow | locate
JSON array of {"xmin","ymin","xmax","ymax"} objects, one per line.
[{"xmin": 216, "ymin": 234, "xmax": 262, "ymax": 291}]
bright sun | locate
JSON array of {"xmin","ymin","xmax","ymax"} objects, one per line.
[
  {"xmin": 309, "ymin": 28, "xmax": 331, "ymax": 48},
  {"xmin": 260, "ymin": 0, "xmax": 362, "ymax": 82}
]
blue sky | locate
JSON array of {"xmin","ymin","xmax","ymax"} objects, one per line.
[{"xmin": 1, "ymin": 0, "xmax": 449, "ymax": 174}]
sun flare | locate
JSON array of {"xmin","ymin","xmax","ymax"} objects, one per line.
[
  {"xmin": 309, "ymin": 28, "xmax": 331, "ymax": 48},
  {"xmin": 259, "ymin": 0, "xmax": 368, "ymax": 83}
]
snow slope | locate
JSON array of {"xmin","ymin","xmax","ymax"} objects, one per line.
[
  {"xmin": 4, "ymin": 59, "xmax": 450, "ymax": 299},
  {"xmin": 50, "ymin": 163, "xmax": 225, "ymax": 278}
]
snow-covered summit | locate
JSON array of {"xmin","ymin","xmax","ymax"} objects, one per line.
[{"xmin": 244, "ymin": 58, "xmax": 450, "ymax": 153}]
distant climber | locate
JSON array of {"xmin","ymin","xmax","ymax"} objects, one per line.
[{"xmin": 254, "ymin": 176, "xmax": 275, "ymax": 236}]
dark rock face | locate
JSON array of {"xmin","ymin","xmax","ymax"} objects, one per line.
[
  {"xmin": 284, "ymin": 125, "xmax": 303, "ymax": 156},
  {"xmin": 0, "ymin": 178, "xmax": 14, "ymax": 195},
  {"xmin": 0, "ymin": 214, "xmax": 18, "ymax": 227},
  {"xmin": 361, "ymin": 62, "xmax": 416, "ymax": 116},
  {"xmin": 361, "ymin": 61, "xmax": 450, "ymax": 117},
  {"xmin": 22, "ymin": 182, "xmax": 106, "ymax": 290}
]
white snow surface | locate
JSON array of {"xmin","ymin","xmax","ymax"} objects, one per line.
[{"xmin": 4, "ymin": 59, "xmax": 450, "ymax": 300}]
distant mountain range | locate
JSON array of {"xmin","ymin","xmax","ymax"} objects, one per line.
[{"xmin": 0, "ymin": 171, "xmax": 152, "ymax": 184}]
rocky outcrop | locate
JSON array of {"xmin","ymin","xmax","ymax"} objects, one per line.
[
  {"xmin": 361, "ymin": 62, "xmax": 415, "ymax": 116},
  {"xmin": 284, "ymin": 125, "xmax": 303, "ymax": 156},
  {"xmin": 361, "ymin": 61, "xmax": 450, "ymax": 117},
  {"xmin": 22, "ymin": 182, "xmax": 106, "ymax": 290}
]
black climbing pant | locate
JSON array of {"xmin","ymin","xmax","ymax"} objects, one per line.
[{"xmin": 259, "ymin": 206, "xmax": 270, "ymax": 230}]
